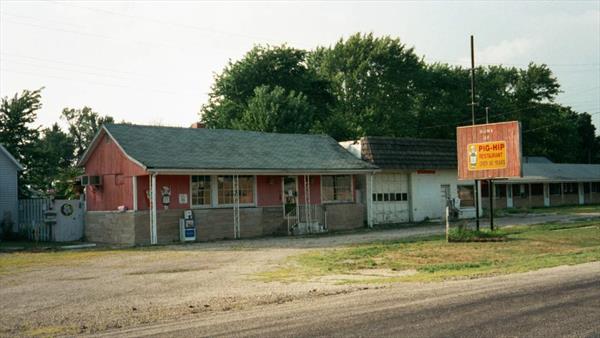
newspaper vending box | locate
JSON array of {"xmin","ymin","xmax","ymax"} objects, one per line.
[{"xmin": 179, "ymin": 210, "xmax": 196, "ymax": 242}]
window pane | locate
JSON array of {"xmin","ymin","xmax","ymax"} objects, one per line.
[
  {"xmin": 191, "ymin": 175, "xmax": 211, "ymax": 206},
  {"xmin": 458, "ymin": 185, "xmax": 474, "ymax": 207},
  {"xmin": 218, "ymin": 176, "xmax": 254, "ymax": 205},
  {"xmin": 322, "ymin": 175, "xmax": 352, "ymax": 202}
]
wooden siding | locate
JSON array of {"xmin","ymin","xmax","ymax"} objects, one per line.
[
  {"xmin": 457, "ymin": 121, "xmax": 522, "ymax": 180},
  {"xmin": 257, "ymin": 176, "xmax": 283, "ymax": 207},
  {"xmin": 0, "ymin": 148, "xmax": 19, "ymax": 229},
  {"xmin": 85, "ymin": 132, "xmax": 146, "ymax": 211}
]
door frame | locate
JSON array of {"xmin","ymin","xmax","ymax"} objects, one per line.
[{"xmin": 282, "ymin": 176, "xmax": 299, "ymax": 218}]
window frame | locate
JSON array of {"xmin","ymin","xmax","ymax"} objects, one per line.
[
  {"xmin": 189, "ymin": 175, "xmax": 257, "ymax": 209},
  {"xmin": 189, "ymin": 175, "xmax": 212, "ymax": 208},
  {"xmin": 320, "ymin": 175, "xmax": 354, "ymax": 204},
  {"xmin": 457, "ymin": 184, "xmax": 475, "ymax": 207}
]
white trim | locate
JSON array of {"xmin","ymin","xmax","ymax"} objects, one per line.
[{"xmin": 150, "ymin": 168, "xmax": 378, "ymax": 175}]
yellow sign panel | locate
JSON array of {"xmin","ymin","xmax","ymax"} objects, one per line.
[{"xmin": 467, "ymin": 141, "xmax": 507, "ymax": 171}]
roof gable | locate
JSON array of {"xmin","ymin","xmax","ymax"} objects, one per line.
[
  {"xmin": 0, "ymin": 144, "xmax": 24, "ymax": 170},
  {"xmin": 81, "ymin": 124, "xmax": 377, "ymax": 172}
]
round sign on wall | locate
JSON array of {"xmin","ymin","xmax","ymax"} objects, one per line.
[{"xmin": 61, "ymin": 203, "xmax": 74, "ymax": 216}]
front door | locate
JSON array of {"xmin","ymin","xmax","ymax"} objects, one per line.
[{"xmin": 283, "ymin": 176, "xmax": 298, "ymax": 217}]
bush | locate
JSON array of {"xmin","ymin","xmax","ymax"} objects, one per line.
[{"xmin": 448, "ymin": 227, "xmax": 507, "ymax": 242}]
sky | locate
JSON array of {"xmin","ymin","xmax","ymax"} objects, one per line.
[{"xmin": 1, "ymin": 1, "xmax": 599, "ymax": 132}]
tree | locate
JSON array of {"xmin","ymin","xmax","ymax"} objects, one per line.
[
  {"xmin": 234, "ymin": 85, "xmax": 316, "ymax": 133},
  {"xmin": 61, "ymin": 107, "xmax": 114, "ymax": 158},
  {"xmin": 201, "ymin": 45, "xmax": 333, "ymax": 131},
  {"xmin": 29, "ymin": 124, "xmax": 76, "ymax": 195},
  {"xmin": 309, "ymin": 33, "xmax": 424, "ymax": 139},
  {"xmin": 0, "ymin": 88, "xmax": 43, "ymax": 196}
]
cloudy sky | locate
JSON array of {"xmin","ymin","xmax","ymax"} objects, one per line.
[{"xmin": 1, "ymin": 1, "xmax": 599, "ymax": 130}]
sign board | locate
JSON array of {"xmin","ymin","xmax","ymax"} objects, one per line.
[{"xmin": 457, "ymin": 121, "xmax": 522, "ymax": 180}]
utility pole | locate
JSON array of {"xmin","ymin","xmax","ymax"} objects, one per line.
[
  {"xmin": 485, "ymin": 107, "xmax": 490, "ymax": 124},
  {"xmin": 470, "ymin": 35, "xmax": 480, "ymax": 231}
]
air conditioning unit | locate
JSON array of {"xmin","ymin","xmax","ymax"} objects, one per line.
[{"xmin": 81, "ymin": 175, "xmax": 102, "ymax": 186}]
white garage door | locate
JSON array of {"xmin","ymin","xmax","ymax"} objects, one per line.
[{"xmin": 372, "ymin": 173, "xmax": 410, "ymax": 224}]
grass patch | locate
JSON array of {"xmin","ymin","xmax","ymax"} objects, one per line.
[{"xmin": 258, "ymin": 220, "xmax": 600, "ymax": 283}]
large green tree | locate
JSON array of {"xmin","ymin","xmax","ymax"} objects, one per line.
[
  {"xmin": 61, "ymin": 106, "xmax": 114, "ymax": 158},
  {"xmin": 309, "ymin": 33, "xmax": 424, "ymax": 139},
  {"xmin": 29, "ymin": 124, "xmax": 76, "ymax": 196},
  {"xmin": 235, "ymin": 85, "xmax": 316, "ymax": 133},
  {"xmin": 201, "ymin": 45, "xmax": 333, "ymax": 131},
  {"xmin": 0, "ymin": 88, "xmax": 43, "ymax": 196}
]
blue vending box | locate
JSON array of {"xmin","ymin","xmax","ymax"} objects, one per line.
[{"xmin": 180, "ymin": 210, "xmax": 196, "ymax": 242}]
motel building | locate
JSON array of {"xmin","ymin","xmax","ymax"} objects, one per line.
[
  {"xmin": 342, "ymin": 137, "xmax": 600, "ymax": 226},
  {"xmin": 78, "ymin": 124, "xmax": 377, "ymax": 245},
  {"xmin": 480, "ymin": 156, "xmax": 600, "ymax": 210}
]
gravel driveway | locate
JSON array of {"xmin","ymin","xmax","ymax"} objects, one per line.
[{"xmin": 0, "ymin": 212, "xmax": 597, "ymax": 336}]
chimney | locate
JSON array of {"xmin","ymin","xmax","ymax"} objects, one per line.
[{"xmin": 190, "ymin": 122, "xmax": 205, "ymax": 129}]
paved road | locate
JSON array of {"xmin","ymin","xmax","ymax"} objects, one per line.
[{"xmin": 95, "ymin": 262, "xmax": 600, "ymax": 338}]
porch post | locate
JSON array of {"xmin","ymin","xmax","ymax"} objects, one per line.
[
  {"xmin": 132, "ymin": 176, "xmax": 138, "ymax": 211},
  {"xmin": 150, "ymin": 173, "xmax": 158, "ymax": 245},
  {"xmin": 366, "ymin": 173, "xmax": 374, "ymax": 228}
]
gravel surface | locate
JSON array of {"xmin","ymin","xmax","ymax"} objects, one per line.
[{"xmin": 0, "ymin": 212, "xmax": 597, "ymax": 336}]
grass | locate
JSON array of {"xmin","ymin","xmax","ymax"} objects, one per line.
[{"xmin": 258, "ymin": 220, "xmax": 600, "ymax": 283}]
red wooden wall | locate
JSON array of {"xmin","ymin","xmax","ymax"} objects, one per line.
[{"xmin": 85, "ymin": 132, "xmax": 146, "ymax": 211}]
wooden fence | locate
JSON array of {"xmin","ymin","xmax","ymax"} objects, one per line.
[{"xmin": 18, "ymin": 199, "xmax": 53, "ymax": 241}]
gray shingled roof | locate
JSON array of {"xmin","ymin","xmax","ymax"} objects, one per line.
[
  {"xmin": 508, "ymin": 163, "xmax": 600, "ymax": 182},
  {"xmin": 93, "ymin": 124, "xmax": 377, "ymax": 172},
  {"xmin": 361, "ymin": 136, "xmax": 457, "ymax": 169},
  {"xmin": 359, "ymin": 136, "xmax": 600, "ymax": 182}
]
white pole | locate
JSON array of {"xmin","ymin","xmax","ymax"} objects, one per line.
[
  {"xmin": 151, "ymin": 173, "xmax": 158, "ymax": 245},
  {"xmin": 132, "ymin": 176, "xmax": 138, "ymax": 211},
  {"xmin": 367, "ymin": 173, "xmax": 374, "ymax": 228}
]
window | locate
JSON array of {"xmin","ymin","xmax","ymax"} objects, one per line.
[
  {"xmin": 494, "ymin": 184, "xmax": 507, "ymax": 198},
  {"xmin": 191, "ymin": 175, "xmax": 211, "ymax": 206},
  {"xmin": 372, "ymin": 192, "xmax": 408, "ymax": 202},
  {"xmin": 217, "ymin": 175, "xmax": 255, "ymax": 205},
  {"xmin": 549, "ymin": 183, "xmax": 562, "ymax": 195},
  {"xmin": 322, "ymin": 175, "xmax": 353, "ymax": 202},
  {"xmin": 457, "ymin": 185, "xmax": 475, "ymax": 207},
  {"xmin": 531, "ymin": 184, "xmax": 544, "ymax": 196},
  {"xmin": 564, "ymin": 183, "xmax": 578, "ymax": 194},
  {"xmin": 512, "ymin": 184, "xmax": 529, "ymax": 198},
  {"xmin": 593, "ymin": 182, "xmax": 600, "ymax": 193}
]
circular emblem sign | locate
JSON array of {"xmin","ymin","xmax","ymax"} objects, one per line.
[{"xmin": 60, "ymin": 203, "xmax": 74, "ymax": 216}]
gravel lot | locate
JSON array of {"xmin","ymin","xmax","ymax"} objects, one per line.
[{"xmin": 0, "ymin": 212, "xmax": 597, "ymax": 336}]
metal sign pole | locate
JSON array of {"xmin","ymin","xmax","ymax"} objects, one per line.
[{"xmin": 470, "ymin": 35, "xmax": 480, "ymax": 231}]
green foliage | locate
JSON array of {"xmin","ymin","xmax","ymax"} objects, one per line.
[
  {"xmin": 201, "ymin": 45, "xmax": 333, "ymax": 131},
  {"xmin": 0, "ymin": 88, "xmax": 43, "ymax": 196},
  {"xmin": 310, "ymin": 33, "xmax": 424, "ymax": 139},
  {"xmin": 447, "ymin": 228, "xmax": 507, "ymax": 242},
  {"xmin": 235, "ymin": 85, "xmax": 316, "ymax": 133},
  {"xmin": 61, "ymin": 106, "xmax": 114, "ymax": 158},
  {"xmin": 200, "ymin": 35, "xmax": 598, "ymax": 163}
]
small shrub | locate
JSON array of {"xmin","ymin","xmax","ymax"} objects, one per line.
[{"xmin": 448, "ymin": 228, "xmax": 506, "ymax": 242}]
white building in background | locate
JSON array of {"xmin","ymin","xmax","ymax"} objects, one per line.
[
  {"xmin": 342, "ymin": 137, "xmax": 600, "ymax": 226},
  {"xmin": 341, "ymin": 137, "xmax": 480, "ymax": 225}
]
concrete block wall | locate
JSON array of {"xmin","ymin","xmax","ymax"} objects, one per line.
[
  {"xmin": 85, "ymin": 211, "xmax": 136, "ymax": 245},
  {"xmin": 324, "ymin": 203, "xmax": 364, "ymax": 231}
]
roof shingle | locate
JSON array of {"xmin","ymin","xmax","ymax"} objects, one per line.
[{"xmin": 98, "ymin": 124, "xmax": 377, "ymax": 172}]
